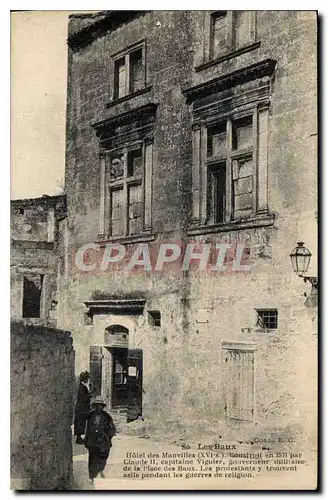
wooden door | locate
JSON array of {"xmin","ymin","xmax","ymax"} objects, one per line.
[
  {"xmin": 89, "ymin": 346, "xmax": 102, "ymax": 399},
  {"xmin": 225, "ymin": 348, "xmax": 255, "ymax": 422},
  {"xmin": 127, "ymin": 348, "xmax": 143, "ymax": 422},
  {"xmin": 102, "ymin": 347, "xmax": 112, "ymax": 409}
]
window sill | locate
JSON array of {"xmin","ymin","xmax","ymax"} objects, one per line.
[
  {"xmin": 253, "ymin": 328, "xmax": 277, "ymax": 333},
  {"xmin": 96, "ymin": 232, "xmax": 156, "ymax": 246},
  {"xmin": 106, "ymin": 86, "xmax": 152, "ymax": 109},
  {"xmin": 187, "ymin": 213, "xmax": 275, "ymax": 237},
  {"xmin": 195, "ymin": 41, "xmax": 261, "ymax": 73}
]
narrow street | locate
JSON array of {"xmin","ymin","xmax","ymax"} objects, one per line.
[
  {"xmin": 72, "ymin": 434, "xmax": 189, "ymax": 490},
  {"xmin": 72, "ymin": 432, "xmax": 317, "ymax": 491}
]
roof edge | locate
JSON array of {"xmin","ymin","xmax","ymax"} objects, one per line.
[{"xmin": 68, "ymin": 11, "xmax": 149, "ymax": 51}]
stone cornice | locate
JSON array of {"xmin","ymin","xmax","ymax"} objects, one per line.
[
  {"xmin": 84, "ymin": 299, "xmax": 146, "ymax": 315},
  {"xmin": 182, "ymin": 59, "xmax": 277, "ymax": 104},
  {"xmin": 92, "ymin": 103, "xmax": 158, "ymax": 146}
]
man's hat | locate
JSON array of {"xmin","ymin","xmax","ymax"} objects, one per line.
[
  {"xmin": 91, "ymin": 395, "xmax": 106, "ymax": 406},
  {"xmin": 79, "ymin": 371, "xmax": 90, "ymax": 382}
]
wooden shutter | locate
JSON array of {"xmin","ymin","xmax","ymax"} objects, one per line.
[
  {"xmin": 127, "ymin": 348, "xmax": 143, "ymax": 421},
  {"xmin": 224, "ymin": 344, "xmax": 255, "ymax": 422},
  {"xmin": 89, "ymin": 346, "xmax": 102, "ymax": 399}
]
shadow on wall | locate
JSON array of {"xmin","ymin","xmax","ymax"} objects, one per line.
[{"xmin": 11, "ymin": 321, "xmax": 75, "ymax": 491}]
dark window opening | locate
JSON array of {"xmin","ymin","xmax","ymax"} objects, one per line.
[
  {"xmin": 256, "ymin": 309, "xmax": 278, "ymax": 330},
  {"xmin": 208, "ymin": 163, "xmax": 226, "ymax": 224},
  {"xmin": 22, "ymin": 275, "xmax": 43, "ymax": 318},
  {"xmin": 148, "ymin": 310, "xmax": 161, "ymax": 327},
  {"xmin": 130, "ymin": 48, "xmax": 143, "ymax": 94}
]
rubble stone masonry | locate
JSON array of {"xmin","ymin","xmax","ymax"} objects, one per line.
[{"xmin": 11, "ymin": 322, "xmax": 75, "ymax": 490}]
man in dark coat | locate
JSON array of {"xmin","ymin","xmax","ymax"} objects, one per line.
[
  {"xmin": 74, "ymin": 371, "xmax": 91, "ymax": 444},
  {"xmin": 84, "ymin": 396, "xmax": 116, "ymax": 482}
]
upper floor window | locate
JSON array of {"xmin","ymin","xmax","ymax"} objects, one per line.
[
  {"xmin": 234, "ymin": 11, "xmax": 254, "ymax": 50},
  {"xmin": 206, "ymin": 114, "xmax": 254, "ymax": 224},
  {"xmin": 22, "ymin": 274, "xmax": 44, "ymax": 318},
  {"xmin": 107, "ymin": 146, "xmax": 145, "ymax": 237},
  {"xmin": 209, "ymin": 11, "xmax": 256, "ymax": 60},
  {"xmin": 184, "ymin": 59, "xmax": 276, "ymax": 233},
  {"xmin": 94, "ymin": 103, "xmax": 157, "ymax": 240},
  {"xmin": 210, "ymin": 11, "xmax": 229, "ymax": 59},
  {"xmin": 112, "ymin": 42, "xmax": 146, "ymax": 100}
]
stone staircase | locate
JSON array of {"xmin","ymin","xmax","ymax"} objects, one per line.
[{"xmin": 110, "ymin": 407, "xmax": 127, "ymax": 433}]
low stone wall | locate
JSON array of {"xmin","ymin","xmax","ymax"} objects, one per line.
[{"xmin": 11, "ymin": 321, "xmax": 75, "ymax": 490}]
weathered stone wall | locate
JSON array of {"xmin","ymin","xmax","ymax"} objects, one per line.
[
  {"xmin": 60, "ymin": 11, "xmax": 317, "ymax": 439},
  {"xmin": 11, "ymin": 196, "xmax": 66, "ymax": 326},
  {"xmin": 11, "ymin": 321, "xmax": 75, "ymax": 490}
]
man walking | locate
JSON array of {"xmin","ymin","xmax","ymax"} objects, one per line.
[{"xmin": 84, "ymin": 396, "xmax": 116, "ymax": 483}]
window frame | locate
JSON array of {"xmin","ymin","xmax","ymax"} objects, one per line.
[
  {"xmin": 205, "ymin": 108, "xmax": 258, "ymax": 225},
  {"xmin": 111, "ymin": 40, "xmax": 146, "ymax": 102},
  {"xmin": 105, "ymin": 142, "xmax": 146, "ymax": 238},
  {"xmin": 208, "ymin": 11, "xmax": 257, "ymax": 62},
  {"xmin": 255, "ymin": 309, "xmax": 278, "ymax": 330}
]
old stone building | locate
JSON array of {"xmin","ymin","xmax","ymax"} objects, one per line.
[
  {"xmin": 52, "ymin": 11, "xmax": 317, "ymax": 438},
  {"xmin": 11, "ymin": 195, "xmax": 75, "ymax": 489},
  {"xmin": 11, "ymin": 195, "xmax": 67, "ymax": 326}
]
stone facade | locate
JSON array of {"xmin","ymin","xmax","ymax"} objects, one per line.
[
  {"xmin": 11, "ymin": 195, "xmax": 66, "ymax": 326},
  {"xmin": 38, "ymin": 11, "xmax": 317, "ymax": 440},
  {"xmin": 11, "ymin": 321, "xmax": 74, "ymax": 490}
]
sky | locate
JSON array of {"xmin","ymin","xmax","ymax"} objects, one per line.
[{"xmin": 11, "ymin": 11, "xmax": 71, "ymax": 200}]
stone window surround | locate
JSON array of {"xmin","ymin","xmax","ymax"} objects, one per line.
[
  {"xmin": 190, "ymin": 104, "xmax": 270, "ymax": 230},
  {"xmin": 100, "ymin": 140, "xmax": 153, "ymax": 239},
  {"xmin": 109, "ymin": 39, "xmax": 148, "ymax": 104},
  {"xmin": 19, "ymin": 270, "xmax": 46, "ymax": 320},
  {"xmin": 183, "ymin": 59, "xmax": 277, "ymax": 236},
  {"xmin": 93, "ymin": 104, "xmax": 157, "ymax": 243},
  {"xmin": 200, "ymin": 11, "xmax": 258, "ymax": 70}
]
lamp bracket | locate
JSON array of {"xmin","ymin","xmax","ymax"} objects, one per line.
[{"xmin": 303, "ymin": 276, "xmax": 318, "ymax": 289}]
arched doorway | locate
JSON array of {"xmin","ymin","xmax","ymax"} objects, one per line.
[
  {"xmin": 104, "ymin": 325, "xmax": 129, "ymax": 408},
  {"xmin": 89, "ymin": 322, "xmax": 143, "ymax": 419}
]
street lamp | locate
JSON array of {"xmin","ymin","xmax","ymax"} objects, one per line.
[{"xmin": 289, "ymin": 242, "xmax": 318, "ymax": 289}]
